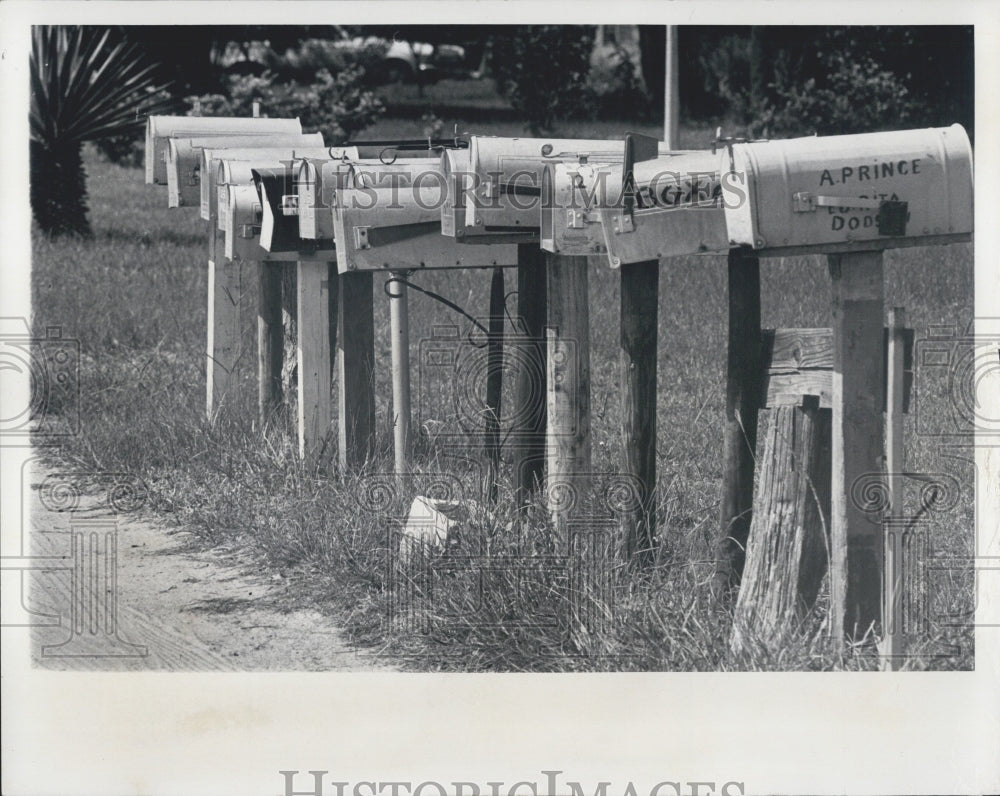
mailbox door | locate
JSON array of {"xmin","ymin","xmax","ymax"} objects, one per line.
[
  {"xmin": 145, "ymin": 115, "xmax": 302, "ymax": 185},
  {"xmin": 725, "ymin": 124, "xmax": 974, "ymax": 252},
  {"xmin": 223, "ymin": 185, "xmax": 298, "ymax": 262}
]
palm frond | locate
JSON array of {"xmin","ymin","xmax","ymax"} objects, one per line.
[{"xmin": 30, "ymin": 25, "xmax": 177, "ymax": 149}]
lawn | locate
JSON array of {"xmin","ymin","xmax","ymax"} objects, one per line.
[{"xmin": 30, "ymin": 118, "xmax": 976, "ymax": 671}]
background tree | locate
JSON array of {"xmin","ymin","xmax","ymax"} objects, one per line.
[{"xmin": 30, "ymin": 26, "xmax": 176, "ymax": 237}]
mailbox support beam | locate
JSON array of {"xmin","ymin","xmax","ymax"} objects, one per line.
[
  {"xmin": 546, "ymin": 255, "xmax": 591, "ymax": 529},
  {"xmin": 620, "ymin": 259, "xmax": 659, "ymax": 565},
  {"xmin": 715, "ymin": 247, "xmax": 763, "ymax": 598},
  {"xmin": 258, "ymin": 261, "xmax": 284, "ymax": 422},
  {"xmin": 389, "ymin": 271, "xmax": 412, "ymax": 480},
  {"xmin": 207, "ymin": 226, "xmax": 246, "ymax": 418},
  {"xmin": 513, "ymin": 244, "xmax": 547, "ymax": 510},
  {"xmin": 296, "ymin": 261, "xmax": 332, "ymax": 459},
  {"xmin": 338, "ymin": 271, "xmax": 376, "ymax": 470},
  {"xmin": 829, "ymin": 250, "xmax": 885, "ymax": 643}
]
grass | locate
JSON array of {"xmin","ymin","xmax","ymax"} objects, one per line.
[{"xmin": 28, "ymin": 120, "xmax": 976, "ymax": 672}]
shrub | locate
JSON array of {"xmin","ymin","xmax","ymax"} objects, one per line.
[
  {"xmin": 188, "ymin": 39, "xmax": 385, "ymax": 144},
  {"xmin": 489, "ymin": 26, "xmax": 596, "ymax": 134},
  {"xmin": 587, "ymin": 44, "xmax": 653, "ymax": 122}
]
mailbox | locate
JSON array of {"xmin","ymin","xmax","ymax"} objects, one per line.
[
  {"xmin": 165, "ymin": 132, "xmax": 325, "ymax": 208},
  {"xmin": 332, "ymin": 162, "xmax": 518, "ymax": 273},
  {"xmin": 297, "ymin": 157, "xmax": 431, "ymax": 243},
  {"xmin": 724, "ymin": 124, "xmax": 974, "ymax": 253},
  {"xmin": 145, "ymin": 115, "xmax": 302, "ymax": 185},
  {"xmin": 222, "ymin": 183, "xmax": 298, "ymax": 262},
  {"xmin": 540, "ymin": 149, "xmax": 730, "ymax": 266},
  {"xmin": 453, "ymin": 136, "xmax": 680, "ymax": 242},
  {"xmin": 253, "ymin": 166, "xmax": 336, "ymax": 258},
  {"xmin": 201, "ymin": 146, "xmax": 356, "ymax": 221}
]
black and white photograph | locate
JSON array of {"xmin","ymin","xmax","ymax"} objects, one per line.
[{"xmin": 2, "ymin": 2, "xmax": 998, "ymax": 794}]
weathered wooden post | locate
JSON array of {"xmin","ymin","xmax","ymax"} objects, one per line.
[
  {"xmin": 512, "ymin": 244, "xmax": 547, "ymax": 508},
  {"xmin": 296, "ymin": 261, "xmax": 333, "ymax": 458},
  {"xmin": 715, "ymin": 247, "xmax": 762, "ymax": 595},
  {"xmin": 337, "ymin": 271, "xmax": 376, "ymax": 469},
  {"xmin": 257, "ymin": 261, "xmax": 284, "ymax": 420},
  {"xmin": 882, "ymin": 306, "xmax": 907, "ymax": 669},
  {"xmin": 485, "ymin": 267, "xmax": 505, "ymax": 503},
  {"xmin": 829, "ymin": 250, "xmax": 885, "ymax": 640},
  {"xmin": 546, "ymin": 255, "xmax": 591, "ymax": 527},
  {"xmin": 620, "ymin": 259, "xmax": 659, "ymax": 564},
  {"xmin": 206, "ymin": 226, "xmax": 245, "ymax": 418}
]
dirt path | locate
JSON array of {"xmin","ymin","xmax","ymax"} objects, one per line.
[{"xmin": 26, "ymin": 462, "xmax": 393, "ymax": 671}]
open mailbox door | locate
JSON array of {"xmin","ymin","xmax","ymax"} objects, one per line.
[
  {"xmin": 166, "ymin": 132, "xmax": 325, "ymax": 208},
  {"xmin": 722, "ymin": 124, "xmax": 974, "ymax": 254},
  {"xmin": 332, "ymin": 161, "xmax": 518, "ymax": 272},
  {"xmin": 145, "ymin": 115, "xmax": 302, "ymax": 185}
]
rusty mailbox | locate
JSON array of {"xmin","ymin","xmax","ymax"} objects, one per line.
[
  {"xmin": 144, "ymin": 115, "xmax": 302, "ymax": 185},
  {"xmin": 165, "ymin": 132, "xmax": 325, "ymax": 208},
  {"xmin": 723, "ymin": 124, "xmax": 974, "ymax": 253},
  {"xmin": 332, "ymin": 160, "xmax": 518, "ymax": 272}
]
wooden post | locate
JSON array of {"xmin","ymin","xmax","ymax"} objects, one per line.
[
  {"xmin": 882, "ymin": 306, "xmax": 906, "ymax": 669},
  {"xmin": 389, "ymin": 271, "xmax": 412, "ymax": 478},
  {"xmin": 206, "ymin": 225, "xmax": 243, "ymax": 419},
  {"xmin": 257, "ymin": 261, "xmax": 283, "ymax": 422},
  {"xmin": 513, "ymin": 243, "xmax": 547, "ymax": 508},
  {"xmin": 337, "ymin": 271, "xmax": 376, "ymax": 470},
  {"xmin": 620, "ymin": 259, "xmax": 658, "ymax": 565},
  {"xmin": 715, "ymin": 247, "xmax": 763, "ymax": 597},
  {"xmin": 664, "ymin": 26, "xmax": 680, "ymax": 149},
  {"xmin": 296, "ymin": 261, "xmax": 332, "ymax": 459},
  {"xmin": 485, "ymin": 267, "xmax": 505, "ymax": 504},
  {"xmin": 829, "ymin": 251, "xmax": 885, "ymax": 642},
  {"xmin": 546, "ymin": 255, "xmax": 591, "ymax": 525},
  {"xmin": 327, "ymin": 262, "xmax": 339, "ymax": 376},
  {"xmin": 281, "ymin": 267, "xmax": 297, "ymax": 403},
  {"xmin": 731, "ymin": 401, "xmax": 832, "ymax": 654}
]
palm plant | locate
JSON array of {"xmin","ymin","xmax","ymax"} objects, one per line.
[{"xmin": 30, "ymin": 26, "xmax": 176, "ymax": 237}]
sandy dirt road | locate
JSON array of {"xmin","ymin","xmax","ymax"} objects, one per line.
[{"xmin": 22, "ymin": 462, "xmax": 392, "ymax": 672}]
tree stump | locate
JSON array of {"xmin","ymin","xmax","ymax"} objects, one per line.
[{"xmin": 731, "ymin": 401, "xmax": 832, "ymax": 655}]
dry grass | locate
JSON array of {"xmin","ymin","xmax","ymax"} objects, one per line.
[{"xmin": 29, "ymin": 127, "xmax": 976, "ymax": 672}]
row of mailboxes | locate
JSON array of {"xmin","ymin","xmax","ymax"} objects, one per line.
[
  {"xmin": 146, "ymin": 118, "xmax": 974, "ymax": 270},
  {"xmin": 166, "ymin": 132, "xmax": 327, "ymax": 208}
]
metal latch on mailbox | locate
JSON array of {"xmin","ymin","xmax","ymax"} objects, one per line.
[{"xmin": 792, "ymin": 192, "xmax": 908, "ymax": 236}]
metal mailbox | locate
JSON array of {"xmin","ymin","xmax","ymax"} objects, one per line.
[
  {"xmin": 332, "ymin": 162, "xmax": 518, "ymax": 273},
  {"xmin": 222, "ymin": 183, "xmax": 297, "ymax": 262},
  {"xmin": 165, "ymin": 132, "xmax": 325, "ymax": 208},
  {"xmin": 253, "ymin": 165, "xmax": 336, "ymax": 259},
  {"xmin": 297, "ymin": 157, "xmax": 431, "ymax": 243},
  {"xmin": 724, "ymin": 124, "xmax": 974, "ymax": 253},
  {"xmin": 144, "ymin": 115, "xmax": 302, "ymax": 185},
  {"xmin": 541, "ymin": 149, "xmax": 730, "ymax": 265},
  {"xmin": 201, "ymin": 146, "xmax": 356, "ymax": 221},
  {"xmin": 453, "ymin": 136, "xmax": 679, "ymax": 242}
]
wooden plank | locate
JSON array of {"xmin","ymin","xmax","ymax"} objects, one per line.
[
  {"xmin": 257, "ymin": 261, "xmax": 284, "ymax": 422},
  {"xmin": 755, "ymin": 232, "xmax": 970, "ymax": 259},
  {"xmin": 337, "ymin": 271, "xmax": 376, "ymax": 470},
  {"xmin": 761, "ymin": 327, "xmax": 913, "ymax": 411},
  {"xmin": 715, "ymin": 247, "xmax": 763, "ymax": 597},
  {"xmin": 620, "ymin": 259, "xmax": 658, "ymax": 565},
  {"xmin": 732, "ymin": 402, "xmax": 831, "ymax": 655},
  {"xmin": 512, "ymin": 243, "xmax": 547, "ymax": 508},
  {"xmin": 882, "ymin": 307, "xmax": 907, "ymax": 670},
  {"xmin": 829, "ymin": 250, "xmax": 885, "ymax": 643},
  {"xmin": 546, "ymin": 254, "xmax": 591, "ymax": 526},
  {"xmin": 296, "ymin": 261, "xmax": 332, "ymax": 459},
  {"xmin": 485, "ymin": 267, "xmax": 505, "ymax": 504},
  {"xmin": 281, "ymin": 267, "xmax": 297, "ymax": 403}
]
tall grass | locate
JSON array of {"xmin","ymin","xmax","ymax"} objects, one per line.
[{"xmin": 29, "ymin": 133, "xmax": 975, "ymax": 671}]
